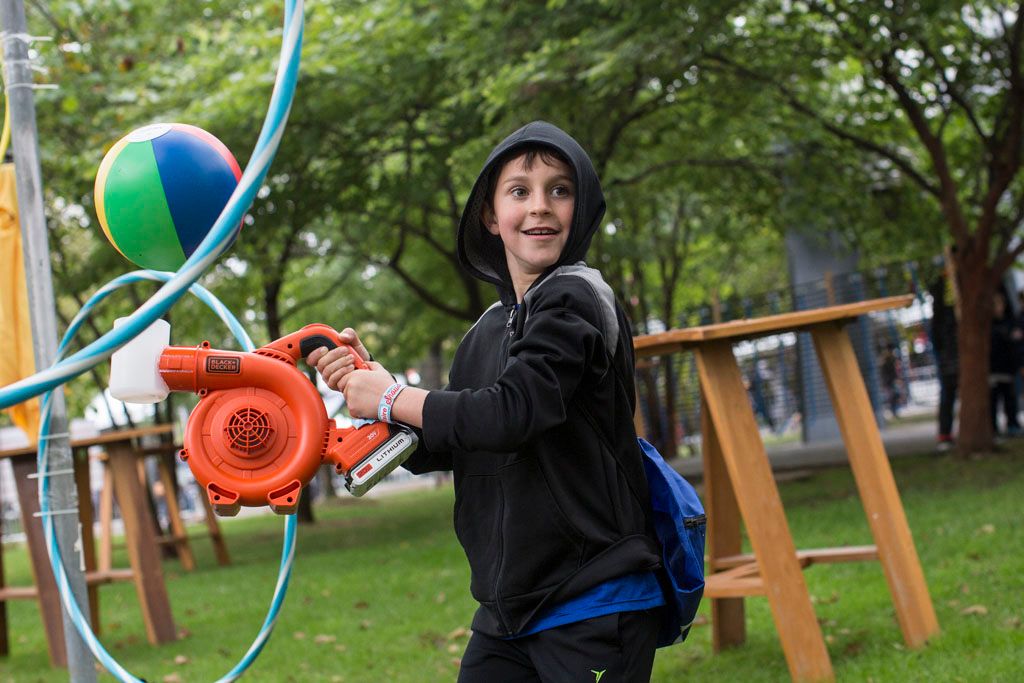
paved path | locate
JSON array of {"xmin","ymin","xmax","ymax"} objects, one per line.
[{"xmin": 674, "ymin": 420, "xmax": 938, "ymax": 479}]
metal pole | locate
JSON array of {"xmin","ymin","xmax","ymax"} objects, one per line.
[{"xmin": 0, "ymin": 2, "xmax": 97, "ymax": 679}]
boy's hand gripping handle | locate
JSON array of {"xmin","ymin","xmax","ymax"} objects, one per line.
[{"xmin": 263, "ymin": 323, "xmax": 369, "ymax": 370}]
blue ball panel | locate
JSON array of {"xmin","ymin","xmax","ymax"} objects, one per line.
[{"xmin": 151, "ymin": 129, "xmax": 239, "ymax": 258}]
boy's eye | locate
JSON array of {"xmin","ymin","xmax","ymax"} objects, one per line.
[
  {"xmin": 510, "ymin": 187, "xmax": 528, "ymax": 198},
  {"xmin": 552, "ymin": 185, "xmax": 573, "ymax": 197}
]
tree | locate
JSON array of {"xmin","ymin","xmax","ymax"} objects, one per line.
[{"xmin": 707, "ymin": 1, "xmax": 1024, "ymax": 454}]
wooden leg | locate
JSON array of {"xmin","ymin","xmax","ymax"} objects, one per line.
[
  {"xmin": 156, "ymin": 458, "xmax": 195, "ymax": 571},
  {"xmin": 695, "ymin": 342, "xmax": 833, "ymax": 682},
  {"xmin": 106, "ymin": 443, "xmax": 176, "ymax": 644},
  {"xmin": 10, "ymin": 454, "xmax": 67, "ymax": 667},
  {"xmin": 812, "ymin": 324, "xmax": 940, "ymax": 647},
  {"xmin": 99, "ymin": 460, "xmax": 113, "ymax": 573},
  {"xmin": 137, "ymin": 459, "xmax": 167, "ymax": 547},
  {"xmin": 72, "ymin": 449, "xmax": 100, "ymax": 632},
  {"xmin": 701, "ymin": 393, "xmax": 746, "ymax": 650},
  {"xmin": 200, "ymin": 493, "xmax": 231, "ymax": 567}
]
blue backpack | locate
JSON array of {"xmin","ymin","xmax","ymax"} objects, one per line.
[{"xmin": 638, "ymin": 437, "xmax": 706, "ymax": 647}]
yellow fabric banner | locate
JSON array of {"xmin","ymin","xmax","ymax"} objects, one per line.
[{"xmin": 0, "ymin": 162, "xmax": 40, "ymax": 442}]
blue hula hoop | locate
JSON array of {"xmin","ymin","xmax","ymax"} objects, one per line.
[{"xmin": 0, "ymin": 0, "xmax": 307, "ymax": 678}]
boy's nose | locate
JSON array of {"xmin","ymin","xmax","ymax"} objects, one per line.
[{"xmin": 529, "ymin": 198, "xmax": 552, "ymax": 215}]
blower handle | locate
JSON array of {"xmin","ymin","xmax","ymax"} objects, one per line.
[
  {"xmin": 265, "ymin": 323, "xmax": 369, "ymax": 371},
  {"xmin": 298, "ymin": 334, "xmax": 338, "ymax": 360}
]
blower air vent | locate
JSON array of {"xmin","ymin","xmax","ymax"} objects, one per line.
[
  {"xmin": 224, "ymin": 407, "xmax": 275, "ymax": 454},
  {"xmin": 254, "ymin": 348, "xmax": 294, "ymax": 364}
]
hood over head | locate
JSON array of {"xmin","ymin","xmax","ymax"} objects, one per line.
[{"xmin": 457, "ymin": 121, "xmax": 606, "ymax": 303}]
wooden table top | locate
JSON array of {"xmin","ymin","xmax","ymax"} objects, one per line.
[
  {"xmin": 634, "ymin": 295, "xmax": 915, "ymax": 358},
  {"xmin": 0, "ymin": 423, "xmax": 174, "ymax": 459}
]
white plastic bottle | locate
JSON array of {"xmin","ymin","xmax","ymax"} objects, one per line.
[{"xmin": 109, "ymin": 317, "xmax": 171, "ymax": 403}]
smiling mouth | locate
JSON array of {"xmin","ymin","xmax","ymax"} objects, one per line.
[{"xmin": 523, "ymin": 228, "xmax": 558, "ymax": 236}]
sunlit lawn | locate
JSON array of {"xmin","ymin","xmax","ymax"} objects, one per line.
[{"xmin": 2, "ymin": 443, "xmax": 1021, "ymax": 682}]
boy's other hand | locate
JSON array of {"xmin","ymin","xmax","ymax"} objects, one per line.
[
  {"xmin": 338, "ymin": 327, "xmax": 371, "ymax": 362},
  {"xmin": 304, "ymin": 328, "xmax": 371, "ymax": 390},
  {"xmin": 339, "ymin": 363, "xmax": 395, "ymax": 420}
]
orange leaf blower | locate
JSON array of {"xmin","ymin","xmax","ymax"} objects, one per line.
[{"xmin": 117, "ymin": 323, "xmax": 418, "ymax": 516}]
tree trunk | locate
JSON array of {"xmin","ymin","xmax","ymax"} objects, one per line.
[
  {"xmin": 316, "ymin": 464, "xmax": 337, "ymax": 499},
  {"xmin": 639, "ymin": 363, "xmax": 666, "ymax": 453},
  {"xmin": 265, "ymin": 282, "xmax": 282, "ymax": 344},
  {"xmin": 420, "ymin": 339, "xmax": 445, "ymax": 389},
  {"xmin": 955, "ymin": 253, "xmax": 995, "ymax": 455}
]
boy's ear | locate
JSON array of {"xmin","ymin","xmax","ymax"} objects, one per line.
[{"xmin": 481, "ymin": 203, "xmax": 500, "ymax": 235}]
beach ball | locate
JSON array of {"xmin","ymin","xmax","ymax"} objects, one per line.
[{"xmin": 95, "ymin": 123, "xmax": 242, "ymax": 271}]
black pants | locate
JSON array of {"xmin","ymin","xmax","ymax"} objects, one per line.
[
  {"xmin": 991, "ymin": 380, "xmax": 1020, "ymax": 432},
  {"xmin": 938, "ymin": 373, "xmax": 958, "ymax": 437},
  {"xmin": 457, "ymin": 609, "xmax": 661, "ymax": 683}
]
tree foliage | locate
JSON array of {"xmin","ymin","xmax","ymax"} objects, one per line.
[{"xmin": 12, "ymin": 0, "xmax": 1017, "ymax": 455}]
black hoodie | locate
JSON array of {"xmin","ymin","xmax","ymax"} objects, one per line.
[{"xmin": 404, "ymin": 121, "xmax": 660, "ymax": 637}]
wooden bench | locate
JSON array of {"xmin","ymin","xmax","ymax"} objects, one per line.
[{"xmin": 634, "ymin": 295, "xmax": 939, "ymax": 682}]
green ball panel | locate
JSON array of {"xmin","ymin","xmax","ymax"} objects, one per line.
[{"xmin": 102, "ymin": 141, "xmax": 186, "ymax": 270}]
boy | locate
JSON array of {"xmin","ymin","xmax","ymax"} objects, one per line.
[{"xmin": 308, "ymin": 121, "xmax": 664, "ymax": 681}]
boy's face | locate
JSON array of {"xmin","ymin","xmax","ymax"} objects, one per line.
[{"xmin": 484, "ymin": 153, "xmax": 575, "ymax": 292}]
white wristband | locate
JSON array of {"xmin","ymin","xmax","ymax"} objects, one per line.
[{"xmin": 377, "ymin": 382, "xmax": 406, "ymax": 423}]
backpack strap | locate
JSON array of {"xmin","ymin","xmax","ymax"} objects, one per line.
[
  {"xmin": 522, "ymin": 265, "xmax": 650, "ymax": 515},
  {"xmin": 522, "ymin": 262, "xmax": 620, "ymax": 357}
]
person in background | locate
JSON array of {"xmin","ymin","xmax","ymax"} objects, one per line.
[
  {"xmin": 929, "ymin": 273, "xmax": 959, "ymax": 450},
  {"xmin": 1015, "ymin": 290, "xmax": 1024, "ymax": 413},
  {"xmin": 878, "ymin": 343, "xmax": 903, "ymax": 419},
  {"xmin": 745, "ymin": 360, "xmax": 777, "ymax": 433},
  {"xmin": 989, "ymin": 289, "xmax": 1022, "ymax": 437}
]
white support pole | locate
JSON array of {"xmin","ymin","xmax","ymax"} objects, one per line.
[{"xmin": 0, "ymin": 2, "xmax": 96, "ymax": 679}]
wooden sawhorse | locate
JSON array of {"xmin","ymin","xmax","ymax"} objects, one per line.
[
  {"xmin": 0, "ymin": 425, "xmax": 177, "ymax": 666},
  {"xmin": 634, "ymin": 295, "xmax": 939, "ymax": 681}
]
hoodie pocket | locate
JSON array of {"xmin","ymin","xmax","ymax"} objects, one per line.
[
  {"xmin": 453, "ymin": 473, "xmax": 502, "ymax": 602},
  {"xmin": 498, "ymin": 456, "xmax": 585, "ymax": 597}
]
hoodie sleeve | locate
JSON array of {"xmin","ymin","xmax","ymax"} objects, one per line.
[
  {"xmin": 421, "ymin": 283, "xmax": 608, "ymax": 454},
  {"xmin": 400, "ymin": 425, "xmax": 454, "ymax": 474}
]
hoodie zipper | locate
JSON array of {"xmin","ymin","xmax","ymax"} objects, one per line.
[
  {"xmin": 497, "ymin": 304, "xmax": 518, "ymax": 373},
  {"xmin": 505, "ymin": 304, "xmax": 518, "ymax": 337},
  {"xmin": 493, "ymin": 303, "xmax": 517, "ymax": 634},
  {"xmin": 493, "ymin": 483, "xmax": 511, "ymax": 634}
]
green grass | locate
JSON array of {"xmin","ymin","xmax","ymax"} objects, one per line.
[{"xmin": 2, "ymin": 445, "xmax": 1022, "ymax": 682}]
